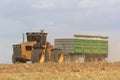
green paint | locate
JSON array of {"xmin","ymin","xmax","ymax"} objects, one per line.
[{"xmin": 73, "ymin": 39, "xmax": 108, "ymax": 54}]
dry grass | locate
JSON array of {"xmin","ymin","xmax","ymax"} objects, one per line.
[{"xmin": 0, "ymin": 61, "xmax": 120, "ymax": 80}]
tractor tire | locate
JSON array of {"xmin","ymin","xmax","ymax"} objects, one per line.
[
  {"xmin": 12, "ymin": 55, "xmax": 27, "ymax": 63},
  {"xmin": 51, "ymin": 49, "xmax": 64, "ymax": 63},
  {"xmin": 31, "ymin": 49, "xmax": 45, "ymax": 63},
  {"xmin": 12, "ymin": 54, "xmax": 17, "ymax": 63}
]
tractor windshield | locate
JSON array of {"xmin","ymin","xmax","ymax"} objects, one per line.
[{"xmin": 26, "ymin": 33, "xmax": 47, "ymax": 45}]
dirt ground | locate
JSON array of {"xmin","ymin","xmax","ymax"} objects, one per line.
[{"xmin": 0, "ymin": 61, "xmax": 120, "ymax": 80}]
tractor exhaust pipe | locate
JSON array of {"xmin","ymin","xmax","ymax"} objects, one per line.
[{"xmin": 40, "ymin": 29, "xmax": 44, "ymax": 45}]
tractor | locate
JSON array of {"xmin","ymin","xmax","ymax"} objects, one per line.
[{"xmin": 12, "ymin": 30, "xmax": 64, "ymax": 63}]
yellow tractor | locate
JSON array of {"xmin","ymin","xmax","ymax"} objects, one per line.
[{"xmin": 12, "ymin": 30, "xmax": 64, "ymax": 63}]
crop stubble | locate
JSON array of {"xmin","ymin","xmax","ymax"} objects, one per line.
[{"xmin": 0, "ymin": 62, "xmax": 120, "ymax": 80}]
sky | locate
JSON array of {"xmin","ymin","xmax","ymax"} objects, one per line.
[{"xmin": 0, "ymin": 0, "xmax": 120, "ymax": 63}]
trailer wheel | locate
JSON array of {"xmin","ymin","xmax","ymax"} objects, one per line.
[
  {"xmin": 51, "ymin": 50, "xmax": 64, "ymax": 63},
  {"xmin": 31, "ymin": 49, "xmax": 45, "ymax": 63}
]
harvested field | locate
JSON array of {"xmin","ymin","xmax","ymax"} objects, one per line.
[{"xmin": 0, "ymin": 62, "xmax": 120, "ymax": 80}]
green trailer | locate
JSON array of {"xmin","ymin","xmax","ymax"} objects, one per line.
[{"xmin": 55, "ymin": 35, "xmax": 108, "ymax": 62}]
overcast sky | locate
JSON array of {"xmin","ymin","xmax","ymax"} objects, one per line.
[{"xmin": 0, "ymin": 0, "xmax": 120, "ymax": 63}]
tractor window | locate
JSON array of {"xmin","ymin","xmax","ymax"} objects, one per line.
[
  {"xmin": 13, "ymin": 45, "xmax": 21, "ymax": 48},
  {"xmin": 26, "ymin": 46, "xmax": 32, "ymax": 51}
]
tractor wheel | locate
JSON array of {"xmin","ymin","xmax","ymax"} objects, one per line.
[
  {"xmin": 31, "ymin": 49, "xmax": 45, "ymax": 63},
  {"xmin": 51, "ymin": 49, "xmax": 64, "ymax": 63},
  {"xmin": 12, "ymin": 54, "xmax": 17, "ymax": 63}
]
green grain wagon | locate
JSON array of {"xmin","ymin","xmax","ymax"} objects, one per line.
[{"xmin": 55, "ymin": 35, "xmax": 108, "ymax": 62}]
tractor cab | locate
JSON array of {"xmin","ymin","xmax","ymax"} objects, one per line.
[{"xmin": 26, "ymin": 30, "xmax": 47, "ymax": 45}]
